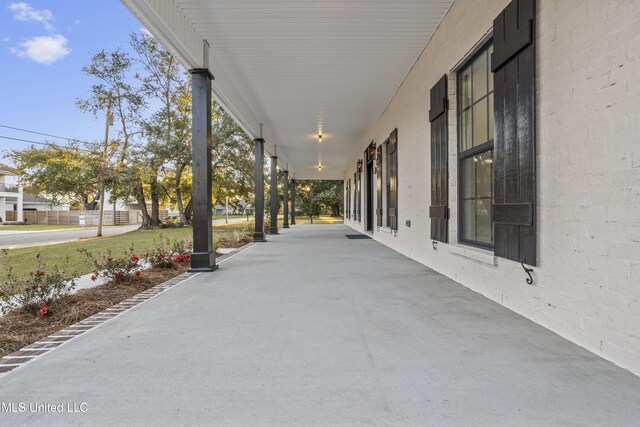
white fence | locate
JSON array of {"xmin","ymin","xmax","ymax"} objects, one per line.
[{"xmin": 4, "ymin": 210, "xmax": 144, "ymax": 225}]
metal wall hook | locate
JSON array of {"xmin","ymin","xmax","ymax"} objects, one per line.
[
  {"xmin": 521, "ymin": 259, "xmax": 534, "ymax": 285},
  {"xmin": 432, "ymin": 241, "xmax": 438, "ymax": 250}
]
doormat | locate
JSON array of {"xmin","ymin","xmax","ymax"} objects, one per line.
[{"xmin": 345, "ymin": 234, "xmax": 372, "ymax": 240}]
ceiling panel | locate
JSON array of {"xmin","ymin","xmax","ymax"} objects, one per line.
[{"xmin": 129, "ymin": 0, "xmax": 453, "ymax": 179}]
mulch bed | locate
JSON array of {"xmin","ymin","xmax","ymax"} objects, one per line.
[{"xmin": 0, "ymin": 265, "xmax": 189, "ymax": 358}]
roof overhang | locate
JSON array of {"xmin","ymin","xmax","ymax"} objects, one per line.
[{"xmin": 120, "ymin": 0, "xmax": 453, "ymax": 179}]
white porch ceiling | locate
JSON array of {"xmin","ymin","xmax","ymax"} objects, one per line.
[{"xmin": 122, "ymin": 0, "xmax": 454, "ymax": 179}]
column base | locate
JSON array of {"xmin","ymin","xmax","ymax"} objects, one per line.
[
  {"xmin": 269, "ymin": 228, "xmax": 279, "ymax": 235},
  {"xmin": 253, "ymin": 232, "xmax": 267, "ymax": 242},
  {"xmin": 188, "ymin": 251, "xmax": 217, "ymax": 272},
  {"xmin": 283, "ymin": 224, "xmax": 290, "ymax": 229}
]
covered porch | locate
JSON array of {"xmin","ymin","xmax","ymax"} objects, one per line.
[{"xmin": 1, "ymin": 225, "xmax": 639, "ymax": 425}]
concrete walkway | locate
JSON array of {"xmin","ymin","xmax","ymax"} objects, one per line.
[{"xmin": 1, "ymin": 224, "xmax": 639, "ymax": 426}]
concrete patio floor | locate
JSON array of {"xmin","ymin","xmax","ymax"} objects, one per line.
[{"xmin": 1, "ymin": 224, "xmax": 640, "ymax": 426}]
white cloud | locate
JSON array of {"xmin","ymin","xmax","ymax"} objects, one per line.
[
  {"xmin": 10, "ymin": 34, "xmax": 70, "ymax": 64},
  {"xmin": 8, "ymin": 2, "xmax": 55, "ymax": 31},
  {"xmin": 0, "ymin": 37, "xmax": 10, "ymax": 43}
]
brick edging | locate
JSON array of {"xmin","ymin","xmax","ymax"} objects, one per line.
[{"xmin": 0, "ymin": 271, "xmax": 199, "ymax": 377}]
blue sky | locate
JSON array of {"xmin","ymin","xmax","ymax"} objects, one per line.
[{"xmin": 0, "ymin": 1, "xmax": 145, "ymax": 168}]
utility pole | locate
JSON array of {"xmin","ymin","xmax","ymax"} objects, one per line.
[{"xmin": 97, "ymin": 95, "xmax": 112, "ymax": 237}]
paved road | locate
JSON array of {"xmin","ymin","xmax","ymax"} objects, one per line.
[
  {"xmin": 1, "ymin": 225, "xmax": 639, "ymax": 425},
  {"xmin": 0, "ymin": 225, "xmax": 140, "ymax": 249}
]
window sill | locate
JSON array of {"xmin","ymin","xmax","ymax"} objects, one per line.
[{"xmin": 448, "ymin": 244, "xmax": 496, "ymax": 266}]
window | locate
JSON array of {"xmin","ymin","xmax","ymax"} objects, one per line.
[{"xmin": 458, "ymin": 43, "xmax": 494, "ymax": 247}]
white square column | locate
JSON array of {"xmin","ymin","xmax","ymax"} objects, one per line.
[
  {"xmin": 17, "ymin": 184, "xmax": 24, "ymax": 222},
  {"xmin": 0, "ymin": 196, "xmax": 5, "ymax": 223}
]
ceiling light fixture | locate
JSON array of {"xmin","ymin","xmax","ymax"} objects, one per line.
[
  {"xmin": 317, "ymin": 163, "xmax": 323, "ymax": 171},
  {"xmin": 317, "ymin": 134, "xmax": 323, "ymax": 143}
]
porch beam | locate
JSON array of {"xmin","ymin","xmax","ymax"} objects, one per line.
[
  {"xmin": 283, "ymin": 170, "xmax": 289, "ymax": 229},
  {"xmin": 253, "ymin": 138, "xmax": 266, "ymax": 242},
  {"xmin": 188, "ymin": 68, "xmax": 217, "ymax": 272},
  {"xmin": 270, "ymin": 156, "xmax": 279, "ymax": 235}
]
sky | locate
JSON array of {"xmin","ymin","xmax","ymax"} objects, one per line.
[{"xmin": 0, "ymin": 1, "xmax": 146, "ymax": 172}]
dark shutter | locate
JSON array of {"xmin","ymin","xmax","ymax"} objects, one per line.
[
  {"xmin": 375, "ymin": 144, "xmax": 383, "ymax": 226},
  {"xmin": 491, "ymin": 0, "xmax": 536, "ymax": 266},
  {"xmin": 388, "ymin": 129, "xmax": 398, "ymax": 231},
  {"xmin": 428, "ymin": 75, "xmax": 449, "ymax": 243},
  {"xmin": 355, "ymin": 170, "xmax": 361, "ymax": 222},
  {"xmin": 353, "ymin": 172, "xmax": 357, "ymax": 221}
]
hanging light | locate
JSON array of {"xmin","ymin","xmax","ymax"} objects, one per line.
[
  {"xmin": 317, "ymin": 163, "xmax": 323, "ymax": 171},
  {"xmin": 356, "ymin": 159, "xmax": 363, "ymax": 173},
  {"xmin": 317, "ymin": 134, "xmax": 324, "ymax": 143}
]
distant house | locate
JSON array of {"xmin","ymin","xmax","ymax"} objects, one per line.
[
  {"xmin": 0, "ymin": 163, "xmax": 24, "ymax": 223},
  {"xmin": 213, "ymin": 199, "xmax": 253, "ymax": 216},
  {"xmin": 6, "ymin": 193, "xmax": 70, "ymax": 212}
]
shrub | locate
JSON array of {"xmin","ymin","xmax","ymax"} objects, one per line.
[
  {"xmin": 0, "ymin": 251, "xmax": 76, "ymax": 316},
  {"xmin": 164, "ymin": 217, "xmax": 186, "ymax": 228},
  {"xmin": 213, "ymin": 234, "xmax": 221, "ymax": 253},
  {"xmin": 80, "ymin": 247, "xmax": 142, "ymax": 285},
  {"xmin": 146, "ymin": 235, "xmax": 193, "ymax": 268},
  {"xmin": 232, "ymin": 229, "xmax": 249, "ymax": 244}
]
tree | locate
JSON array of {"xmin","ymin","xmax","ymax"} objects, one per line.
[
  {"xmin": 132, "ymin": 32, "xmax": 189, "ymax": 226},
  {"xmin": 9, "ymin": 143, "xmax": 103, "ymax": 209},
  {"xmin": 296, "ymin": 180, "xmax": 343, "ymax": 222},
  {"xmin": 76, "ymin": 49, "xmax": 143, "ymax": 164},
  {"xmin": 76, "ymin": 48, "xmax": 149, "ymax": 226},
  {"xmin": 211, "ymin": 103, "xmax": 254, "ymax": 206}
]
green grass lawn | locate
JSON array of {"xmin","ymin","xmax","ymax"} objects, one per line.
[
  {"xmin": 0, "ymin": 222, "xmax": 254, "ymax": 281},
  {"xmin": 0, "ymin": 224, "xmax": 97, "ymax": 231},
  {"xmin": 213, "ymin": 214, "xmax": 249, "ymax": 220}
]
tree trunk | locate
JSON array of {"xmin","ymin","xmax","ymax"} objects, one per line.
[
  {"xmin": 150, "ymin": 175, "xmax": 161, "ymax": 227},
  {"xmin": 175, "ymin": 163, "xmax": 186, "ymax": 224},
  {"xmin": 135, "ymin": 182, "xmax": 152, "ymax": 228},
  {"xmin": 184, "ymin": 198, "xmax": 193, "ymax": 222},
  {"xmin": 309, "ymin": 215, "xmax": 313, "ymax": 224},
  {"xmin": 176, "ymin": 187, "xmax": 186, "ymax": 223}
]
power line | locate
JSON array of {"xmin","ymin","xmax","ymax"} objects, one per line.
[
  {"xmin": 0, "ymin": 124, "xmax": 102, "ymax": 148},
  {"xmin": 0, "ymin": 135, "xmax": 95, "ymax": 153}
]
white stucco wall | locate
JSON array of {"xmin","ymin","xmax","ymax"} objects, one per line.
[{"xmin": 344, "ymin": 0, "xmax": 640, "ymax": 375}]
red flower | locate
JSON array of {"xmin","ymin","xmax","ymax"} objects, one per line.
[
  {"xmin": 145, "ymin": 252, "xmax": 150, "ymax": 257},
  {"xmin": 107, "ymin": 257, "xmax": 113, "ymax": 261},
  {"xmin": 39, "ymin": 302, "xmax": 48, "ymax": 316},
  {"xmin": 115, "ymin": 273, "xmax": 122, "ymax": 280},
  {"xmin": 185, "ymin": 254, "xmax": 191, "ymax": 260},
  {"xmin": 135, "ymin": 271, "xmax": 141, "ymax": 277},
  {"xmin": 130, "ymin": 255, "xmax": 140, "ymax": 262},
  {"xmin": 91, "ymin": 275, "xmax": 96, "ymax": 281}
]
